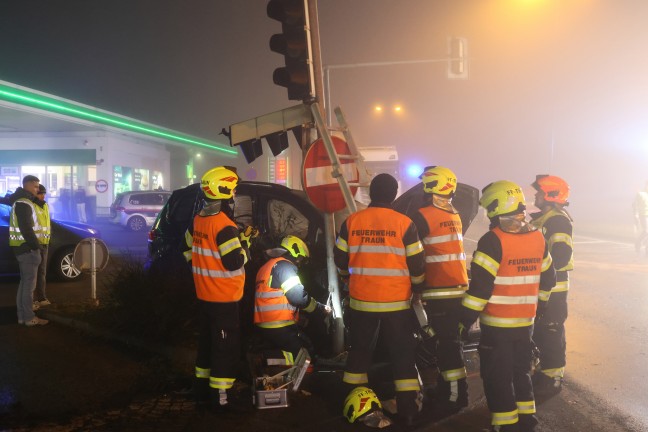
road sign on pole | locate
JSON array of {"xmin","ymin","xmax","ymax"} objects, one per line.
[{"xmin": 302, "ymin": 135, "xmax": 359, "ymax": 213}]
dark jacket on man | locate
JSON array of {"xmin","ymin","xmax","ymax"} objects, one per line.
[{"xmin": 9, "ymin": 187, "xmax": 45, "ymax": 256}]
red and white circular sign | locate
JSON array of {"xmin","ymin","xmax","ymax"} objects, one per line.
[
  {"xmin": 95, "ymin": 179, "xmax": 108, "ymax": 193},
  {"xmin": 302, "ymin": 136, "xmax": 359, "ymax": 213}
]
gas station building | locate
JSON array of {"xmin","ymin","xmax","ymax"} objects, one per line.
[{"xmin": 0, "ymin": 80, "xmax": 247, "ymax": 220}]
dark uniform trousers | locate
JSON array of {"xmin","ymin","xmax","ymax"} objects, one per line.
[
  {"xmin": 257, "ymin": 324, "xmax": 314, "ymax": 360},
  {"xmin": 479, "ymin": 325, "xmax": 535, "ymax": 427},
  {"xmin": 345, "ymin": 308, "xmax": 419, "ymax": 417},
  {"xmin": 533, "ymin": 289, "xmax": 568, "ymax": 372},
  {"xmin": 196, "ymin": 301, "xmax": 241, "ymax": 395},
  {"xmin": 425, "ymin": 298, "xmax": 464, "ymax": 375}
]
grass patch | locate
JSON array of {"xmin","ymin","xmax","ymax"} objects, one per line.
[{"xmin": 89, "ymin": 255, "xmax": 199, "ymax": 347}]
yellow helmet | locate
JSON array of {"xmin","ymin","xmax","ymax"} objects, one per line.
[
  {"xmin": 419, "ymin": 165, "xmax": 457, "ymax": 196},
  {"xmin": 343, "ymin": 386, "xmax": 382, "ymax": 423},
  {"xmin": 480, "ymin": 180, "xmax": 526, "ymax": 218},
  {"xmin": 280, "ymin": 235, "xmax": 310, "ymax": 260},
  {"xmin": 201, "ymin": 166, "xmax": 239, "ymax": 200}
]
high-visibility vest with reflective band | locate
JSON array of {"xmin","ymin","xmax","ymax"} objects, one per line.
[
  {"xmin": 418, "ymin": 205, "xmax": 468, "ymax": 298},
  {"xmin": 35, "ymin": 203, "xmax": 50, "ymax": 245},
  {"xmin": 346, "ymin": 207, "xmax": 413, "ymax": 306},
  {"xmin": 254, "ymin": 257, "xmax": 299, "ymax": 328},
  {"xmin": 481, "ymin": 227, "xmax": 546, "ymax": 327},
  {"xmin": 530, "ymin": 208, "xmax": 573, "ymax": 272},
  {"xmin": 9, "ymin": 198, "xmax": 50, "ymax": 246},
  {"xmin": 191, "ymin": 212, "xmax": 244, "ymax": 302}
]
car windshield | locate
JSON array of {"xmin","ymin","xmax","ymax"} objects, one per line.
[{"xmin": 268, "ymin": 198, "xmax": 309, "ymax": 240}]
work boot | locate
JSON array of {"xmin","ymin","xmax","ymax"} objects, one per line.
[
  {"xmin": 211, "ymin": 388, "xmax": 250, "ymax": 414},
  {"xmin": 519, "ymin": 413, "xmax": 539, "ymax": 432},
  {"xmin": 431, "ymin": 377, "xmax": 468, "ymax": 418},
  {"xmin": 532, "ymin": 372, "xmax": 562, "ymax": 398},
  {"xmin": 192, "ymin": 377, "xmax": 210, "ymax": 405},
  {"xmin": 395, "ymin": 391, "xmax": 421, "ymax": 428},
  {"xmin": 492, "ymin": 423, "xmax": 521, "ymax": 432}
]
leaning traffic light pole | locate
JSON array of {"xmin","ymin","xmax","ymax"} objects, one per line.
[{"xmin": 267, "ymin": 0, "xmax": 349, "ymax": 356}]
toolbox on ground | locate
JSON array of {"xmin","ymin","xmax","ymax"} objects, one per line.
[{"xmin": 251, "ymin": 348, "xmax": 311, "ymax": 409}]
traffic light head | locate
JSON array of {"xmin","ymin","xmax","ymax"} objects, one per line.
[{"xmin": 267, "ymin": 0, "xmax": 314, "ymax": 101}]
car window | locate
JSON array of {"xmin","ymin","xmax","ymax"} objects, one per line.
[
  {"xmin": 267, "ymin": 199, "xmax": 309, "ymax": 240},
  {"xmin": 233, "ymin": 194, "xmax": 253, "ymax": 228},
  {"xmin": 149, "ymin": 194, "xmax": 166, "ymax": 206},
  {"xmin": 128, "ymin": 194, "xmax": 144, "ymax": 205},
  {"xmin": 168, "ymin": 189, "xmax": 200, "ymax": 226}
]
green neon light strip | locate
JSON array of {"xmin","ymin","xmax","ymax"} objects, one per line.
[{"xmin": 0, "ymin": 84, "xmax": 237, "ymax": 155}]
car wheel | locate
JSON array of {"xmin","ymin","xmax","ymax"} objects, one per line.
[
  {"xmin": 50, "ymin": 246, "xmax": 82, "ymax": 281},
  {"xmin": 128, "ymin": 216, "xmax": 146, "ymax": 232}
]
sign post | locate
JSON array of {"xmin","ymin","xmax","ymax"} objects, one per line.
[
  {"xmin": 302, "ymin": 133, "xmax": 359, "ymax": 354},
  {"xmin": 73, "ymin": 238, "xmax": 109, "ymax": 305}
]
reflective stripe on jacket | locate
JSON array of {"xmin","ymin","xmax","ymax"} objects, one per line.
[
  {"xmin": 475, "ymin": 227, "xmax": 549, "ymax": 328},
  {"xmin": 35, "ymin": 203, "xmax": 51, "ymax": 245},
  {"xmin": 254, "ymin": 257, "xmax": 299, "ymax": 328},
  {"xmin": 9, "ymin": 198, "xmax": 49, "ymax": 246},
  {"xmin": 341, "ymin": 207, "xmax": 421, "ymax": 312},
  {"xmin": 530, "ymin": 208, "xmax": 574, "ymax": 272},
  {"xmin": 191, "ymin": 212, "xmax": 244, "ymax": 302},
  {"xmin": 418, "ymin": 205, "xmax": 468, "ymax": 300}
]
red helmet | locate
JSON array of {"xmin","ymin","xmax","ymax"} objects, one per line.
[{"xmin": 532, "ymin": 175, "xmax": 569, "ymax": 205}]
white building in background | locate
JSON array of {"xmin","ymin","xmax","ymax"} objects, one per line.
[{"xmin": 0, "ymin": 79, "xmax": 241, "ymax": 221}]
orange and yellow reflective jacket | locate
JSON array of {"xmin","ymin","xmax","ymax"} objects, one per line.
[
  {"xmin": 191, "ymin": 212, "xmax": 245, "ymax": 302},
  {"xmin": 463, "ymin": 226, "xmax": 553, "ymax": 328},
  {"xmin": 254, "ymin": 257, "xmax": 299, "ymax": 328},
  {"xmin": 417, "ymin": 205, "xmax": 468, "ymax": 300},
  {"xmin": 335, "ymin": 206, "xmax": 425, "ymax": 312}
]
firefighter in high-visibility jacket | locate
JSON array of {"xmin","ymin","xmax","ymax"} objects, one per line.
[
  {"xmin": 335, "ymin": 173, "xmax": 426, "ymax": 427},
  {"xmin": 530, "ymin": 175, "xmax": 574, "ymax": 396},
  {"xmin": 408, "ymin": 166, "xmax": 469, "ymax": 414},
  {"xmin": 633, "ymin": 181, "xmax": 648, "ymax": 256},
  {"xmin": 186, "ymin": 166, "xmax": 250, "ymax": 411},
  {"xmin": 254, "ymin": 235, "xmax": 331, "ymax": 365},
  {"xmin": 460, "ymin": 181, "xmax": 556, "ymax": 432}
]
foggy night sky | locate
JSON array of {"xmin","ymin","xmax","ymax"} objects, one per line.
[{"xmin": 1, "ymin": 0, "xmax": 647, "ymax": 230}]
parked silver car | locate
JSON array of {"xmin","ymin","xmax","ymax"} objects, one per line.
[{"xmin": 110, "ymin": 190, "xmax": 171, "ymax": 232}]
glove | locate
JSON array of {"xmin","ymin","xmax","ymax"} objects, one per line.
[
  {"xmin": 319, "ymin": 303, "xmax": 332, "ymax": 315},
  {"xmin": 536, "ymin": 302, "xmax": 547, "ymax": 322},
  {"xmin": 421, "ymin": 324, "xmax": 436, "ymax": 339},
  {"xmin": 458, "ymin": 322, "xmax": 468, "ymax": 341},
  {"xmin": 239, "ymin": 225, "xmax": 259, "ymax": 249}
]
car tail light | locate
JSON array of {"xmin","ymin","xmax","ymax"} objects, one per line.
[{"xmin": 148, "ymin": 230, "xmax": 157, "ymax": 241}]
